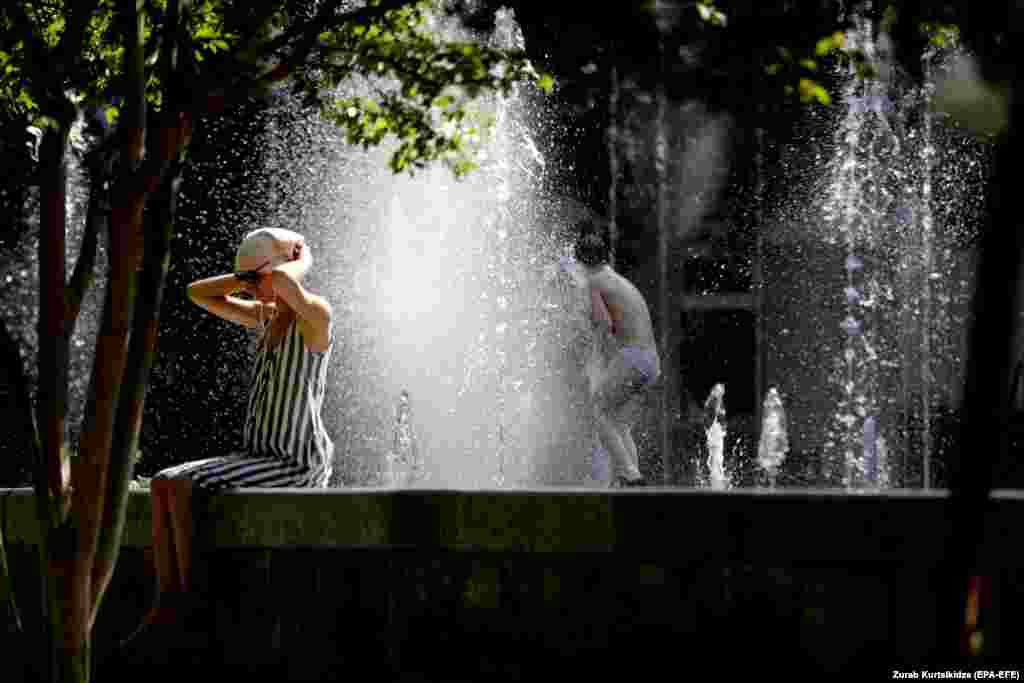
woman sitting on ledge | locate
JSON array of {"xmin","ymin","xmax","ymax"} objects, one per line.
[{"xmin": 129, "ymin": 227, "xmax": 333, "ymax": 638}]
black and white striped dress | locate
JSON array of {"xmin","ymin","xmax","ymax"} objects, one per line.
[{"xmin": 155, "ymin": 319, "xmax": 333, "ymax": 490}]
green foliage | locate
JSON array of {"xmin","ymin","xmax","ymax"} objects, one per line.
[
  {"xmin": 189, "ymin": 0, "xmax": 239, "ymax": 60},
  {"xmin": 0, "ymin": 0, "xmax": 548, "ymax": 177},
  {"xmin": 815, "ymin": 31, "xmax": 845, "ymax": 57},
  {"xmin": 694, "ymin": 2, "xmax": 727, "ymax": 28},
  {"xmin": 919, "ymin": 21, "xmax": 960, "ymax": 49},
  {"xmin": 765, "ymin": 42, "xmax": 832, "ymax": 106},
  {"xmin": 303, "ymin": 1, "xmax": 549, "ymax": 176}
]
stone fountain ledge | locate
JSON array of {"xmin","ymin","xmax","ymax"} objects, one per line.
[{"xmin": 2, "ymin": 487, "xmax": 1022, "ymax": 568}]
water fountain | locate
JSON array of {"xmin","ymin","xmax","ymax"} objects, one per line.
[
  {"xmin": 1, "ymin": 7, "xmax": 1019, "ymax": 676},
  {"xmin": 162, "ymin": 8, "xmax": 594, "ymax": 489},
  {"xmin": 0, "ymin": 4, "xmax": 989, "ymax": 493},
  {"xmin": 764, "ymin": 1, "xmax": 988, "ymax": 489}
]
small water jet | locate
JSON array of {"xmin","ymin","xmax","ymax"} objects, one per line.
[
  {"xmin": 704, "ymin": 383, "xmax": 728, "ymax": 490},
  {"xmin": 383, "ymin": 389, "xmax": 421, "ymax": 487},
  {"xmin": 757, "ymin": 387, "xmax": 788, "ymax": 488}
]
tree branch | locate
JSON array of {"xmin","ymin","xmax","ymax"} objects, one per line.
[
  {"xmin": 92, "ymin": 159, "xmax": 178, "ymax": 621},
  {"xmin": 64, "ymin": 156, "xmax": 107, "ymax": 329},
  {"xmin": 258, "ymin": 0, "xmax": 421, "ymax": 60},
  {"xmin": 91, "ymin": 0, "xmax": 192, "ymax": 622},
  {"xmin": 35, "ymin": 124, "xmax": 70, "ymax": 525},
  {"xmin": 69, "ymin": 0, "xmax": 148, "ymax": 654}
]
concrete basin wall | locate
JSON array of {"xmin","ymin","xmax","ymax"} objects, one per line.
[{"xmin": 2, "ymin": 488, "xmax": 1021, "ymax": 679}]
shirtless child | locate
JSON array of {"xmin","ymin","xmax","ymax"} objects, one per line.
[{"xmin": 574, "ymin": 226, "xmax": 661, "ymax": 487}]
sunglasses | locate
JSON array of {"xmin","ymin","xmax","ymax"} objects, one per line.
[{"xmin": 235, "ymin": 260, "xmax": 271, "ymax": 284}]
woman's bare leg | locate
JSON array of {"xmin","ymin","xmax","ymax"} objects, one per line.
[
  {"xmin": 149, "ymin": 479, "xmax": 180, "ymax": 601},
  {"xmin": 165, "ymin": 479, "xmax": 195, "ymax": 594},
  {"xmin": 124, "ymin": 479, "xmax": 183, "ymax": 641}
]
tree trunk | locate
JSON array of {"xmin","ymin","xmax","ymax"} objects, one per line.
[
  {"xmin": 35, "ymin": 3, "xmax": 149, "ymax": 679},
  {"xmin": 36, "ymin": 124, "xmax": 70, "ymax": 520},
  {"xmin": 91, "ymin": 0, "xmax": 194, "ymax": 633},
  {"xmin": 34, "ymin": 120, "xmax": 81, "ymax": 683},
  {"xmin": 92, "ymin": 161, "xmax": 180, "ymax": 614}
]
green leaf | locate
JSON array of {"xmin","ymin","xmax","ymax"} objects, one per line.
[
  {"xmin": 537, "ymin": 73, "xmax": 554, "ymax": 93},
  {"xmin": 798, "ymin": 78, "xmax": 830, "ymax": 105},
  {"xmin": 451, "ymin": 158, "xmax": 477, "ymax": 177}
]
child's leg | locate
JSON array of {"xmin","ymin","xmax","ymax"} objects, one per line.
[
  {"xmin": 596, "ymin": 411, "xmax": 637, "ymax": 482},
  {"xmin": 611, "ymin": 396, "xmax": 645, "ymax": 482},
  {"xmin": 596, "ymin": 355, "xmax": 645, "ymax": 483}
]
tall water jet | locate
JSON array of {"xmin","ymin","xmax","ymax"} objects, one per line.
[
  {"xmin": 761, "ymin": 0, "xmax": 988, "ymax": 489},
  {"xmin": 765, "ymin": 1, "xmax": 987, "ymax": 489},
  {"xmin": 220, "ymin": 8, "xmax": 587, "ymax": 488},
  {"xmin": 821, "ymin": 4, "xmax": 892, "ymax": 488}
]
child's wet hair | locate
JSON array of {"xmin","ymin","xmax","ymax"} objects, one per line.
[{"xmin": 573, "ymin": 218, "xmax": 610, "ymax": 266}]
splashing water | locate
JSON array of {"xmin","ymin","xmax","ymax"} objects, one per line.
[
  {"xmin": 764, "ymin": 0, "xmax": 987, "ymax": 489},
  {"xmin": 211, "ymin": 9, "xmax": 592, "ymax": 488},
  {"xmin": 0, "ymin": 114, "xmax": 107, "ymax": 461}
]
